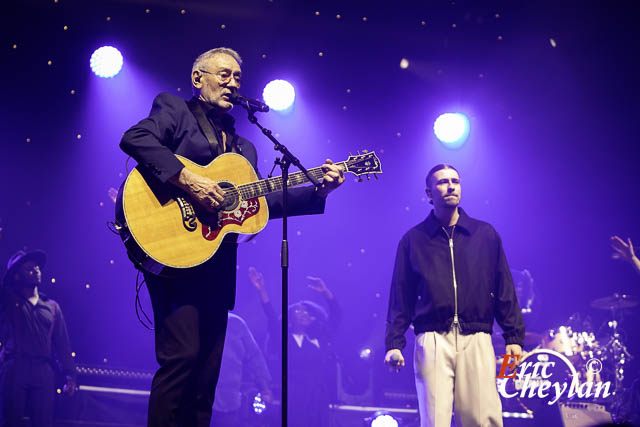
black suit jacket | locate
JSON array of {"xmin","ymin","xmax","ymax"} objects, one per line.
[{"xmin": 119, "ymin": 92, "xmax": 326, "ymax": 308}]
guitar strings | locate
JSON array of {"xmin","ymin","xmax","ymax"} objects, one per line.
[
  {"xmin": 211, "ymin": 158, "xmax": 378, "ymax": 201},
  {"xmin": 218, "ymin": 162, "xmax": 350, "ymax": 200}
]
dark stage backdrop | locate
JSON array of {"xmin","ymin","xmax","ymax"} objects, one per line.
[{"xmin": 1, "ymin": 0, "xmax": 639, "ymax": 400}]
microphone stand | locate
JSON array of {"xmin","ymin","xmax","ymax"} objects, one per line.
[{"xmin": 235, "ymin": 99, "xmax": 320, "ymax": 427}]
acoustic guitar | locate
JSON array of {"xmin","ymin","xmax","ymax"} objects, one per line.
[{"xmin": 116, "ymin": 151, "xmax": 382, "ymax": 275}]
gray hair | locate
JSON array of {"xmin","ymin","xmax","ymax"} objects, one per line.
[{"xmin": 191, "ymin": 47, "xmax": 242, "ymax": 75}]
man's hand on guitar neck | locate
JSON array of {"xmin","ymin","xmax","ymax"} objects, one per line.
[
  {"xmin": 169, "ymin": 167, "xmax": 225, "ymax": 212},
  {"xmin": 316, "ymin": 159, "xmax": 345, "ymax": 199}
]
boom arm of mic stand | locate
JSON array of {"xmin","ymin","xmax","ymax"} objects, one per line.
[{"xmin": 239, "ymin": 104, "xmax": 321, "ymax": 187}]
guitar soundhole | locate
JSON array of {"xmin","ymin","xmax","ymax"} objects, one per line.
[{"xmin": 218, "ymin": 181, "xmax": 239, "ymax": 211}]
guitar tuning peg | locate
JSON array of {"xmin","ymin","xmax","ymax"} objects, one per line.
[
  {"xmin": 349, "ymin": 152, "xmax": 353, "ymax": 157},
  {"xmin": 358, "ymin": 176, "xmax": 363, "ymax": 182},
  {"xmin": 373, "ymin": 174, "xmax": 378, "ymax": 180},
  {"xmin": 357, "ymin": 150, "xmax": 361, "ymax": 155},
  {"xmin": 366, "ymin": 174, "xmax": 370, "ymax": 180},
  {"xmin": 363, "ymin": 149, "xmax": 368, "ymax": 153}
]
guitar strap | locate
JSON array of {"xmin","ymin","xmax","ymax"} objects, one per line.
[{"xmin": 187, "ymin": 99, "xmax": 222, "ymax": 156}]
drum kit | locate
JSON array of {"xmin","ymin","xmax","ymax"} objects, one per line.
[
  {"xmin": 588, "ymin": 294, "xmax": 636, "ymax": 394},
  {"xmin": 495, "ymin": 269, "xmax": 638, "ymax": 419},
  {"xmin": 534, "ymin": 293, "xmax": 637, "ymax": 395}
]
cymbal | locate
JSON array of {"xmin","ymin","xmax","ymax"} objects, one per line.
[
  {"xmin": 591, "ymin": 294, "xmax": 638, "ymax": 310},
  {"xmin": 492, "ymin": 331, "xmax": 543, "ymax": 348}
]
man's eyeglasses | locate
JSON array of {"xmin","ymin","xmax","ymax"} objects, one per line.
[{"xmin": 199, "ymin": 69, "xmax": 241, "ymax": 85}]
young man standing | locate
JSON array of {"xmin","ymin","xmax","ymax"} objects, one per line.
[{"xmin": 384, "ymin": 164, "xmax": 524, "ymax": 427}]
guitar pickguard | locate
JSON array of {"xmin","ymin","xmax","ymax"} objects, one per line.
[{"xmin": 202, "ymin": 198, "xmax": 260, "ymax": 241}]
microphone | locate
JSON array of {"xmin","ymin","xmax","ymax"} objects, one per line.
[{"xmin": 229, "ymin": 93, "xmax": 269, "ymax": 112}]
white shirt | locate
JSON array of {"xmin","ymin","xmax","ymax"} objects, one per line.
[{"xmin": 292, "ymin": 333, "xmax": 320, "ymax": 349}]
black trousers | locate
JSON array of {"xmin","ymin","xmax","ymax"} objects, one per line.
[
  {"xmin": 145, "ymin": 269, "xmax": 230, "ymax": 427},
  {"xmin": 0, "ymin": 359, "xmax": 55, "ymax": 427}
]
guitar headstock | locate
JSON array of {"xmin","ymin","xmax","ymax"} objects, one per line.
[{"xmin": 344, "ymin": 150, "xmax": 382, "ymax": 179}]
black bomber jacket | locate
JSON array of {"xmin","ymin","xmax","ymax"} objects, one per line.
[{"xmin": 385, "ymin": 208, "xmax": 525, "ymax": 351}]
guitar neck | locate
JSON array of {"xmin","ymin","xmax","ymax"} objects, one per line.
[{"xmin": 237, "ymin": 162, "xmax": 347, "ymax": 200}]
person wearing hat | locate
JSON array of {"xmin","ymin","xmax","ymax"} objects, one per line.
[
  {"xmin": 0, "ymin": 250, "xmax": 77, "ymax": 427},
  {"xmin": 248, "ymin": 268, "xmax": 341, "ymax": 427}
]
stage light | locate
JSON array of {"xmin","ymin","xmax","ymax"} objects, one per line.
[
  {"xmin": 252, "ymin": 392, "xmax": 267, "ymax": 415},
  {"xmin": 370, "ymin": 411, "xmax": 399, "ymax": 427},
  {"xmin": 433, "ymin": 112, "xmax": 470, "ymax": 147},
  {"xmin": 90, "ymin": 46, "xmax": 123, "ymax": 78},
  {"xmin": 262, "ymin": 79, "xmax": 295, "ymax": 111},
  {"xmin": 359, "ymin": 347, "xmax": 372, "ymax": 360}
]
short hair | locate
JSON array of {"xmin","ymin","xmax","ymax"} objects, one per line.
[
  {"xmin": 425, "ymin": 163, "xmax": 459, "ymax": 188},
  {"xmin": 191, "ymin": 47, "xmax": 242, "ymax": 75}
]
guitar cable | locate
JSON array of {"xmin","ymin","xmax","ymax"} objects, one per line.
[
  {"xmin": 135, "ymin": 270, "xmax": 154, "ymax": 330},
  {"xmin": 106, "ymin": 221, "xmax": 154, "ymax": 330},
  {"xmin": 104, "ymin": 156, "xmax": 154, "ymax": 330}
]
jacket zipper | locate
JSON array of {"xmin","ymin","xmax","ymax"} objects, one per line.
[{"xmin": 443, "ymin": 226, "xmax": 459, "ymax": 338}]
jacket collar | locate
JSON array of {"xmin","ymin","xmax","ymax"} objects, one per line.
[
  {"xmin": 193, "ymin": 97, "xmax": 237, "ymax": 136},
  {"xmin": 422, "ymin": 207, "xmax": 477, "ymax": 237}
]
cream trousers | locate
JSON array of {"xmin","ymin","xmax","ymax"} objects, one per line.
[{"xmin": 414, "ymin": 325, "xmax": 503, "ymax": 427}]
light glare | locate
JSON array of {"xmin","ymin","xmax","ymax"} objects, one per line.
[
  {"xmin": 433, "ymin": 113, "xmax": 470, "ymax": 146},
  {"xmin": 90, "ymin": 46, "xmax": 123, "ymax": 78},
  {"xmin": 371, "ymin": 414, "xmax": 399, "ymax": 427},
  {"xmin": 252, "ymin": 393, "xmax": 266, "ymax": 414},
  {"xmin": 262, "ymin": 79, "xmax": 295, "ymax": 111}
]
